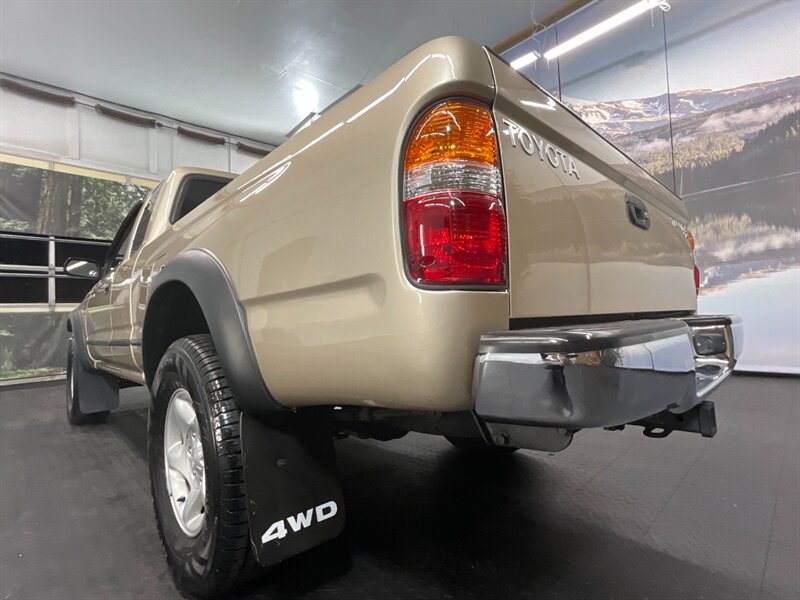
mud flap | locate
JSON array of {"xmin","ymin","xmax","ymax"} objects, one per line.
[
  {"xmin": 68, "ymin": 310, "xmax": 119, "ymax": 414},
  {"xmin": 241, "ymin": 410, "xmax": 345, "ymax": 566}
]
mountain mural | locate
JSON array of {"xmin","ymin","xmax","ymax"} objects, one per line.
[
  {"xmin": 564, "ymin": 76, "xmax": 800, "ymax": 138},
  {"xmin": 563, "ymin": 76, "xmax": 800, "ymax": 193}
]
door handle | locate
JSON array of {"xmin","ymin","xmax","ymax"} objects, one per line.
[
  {"xmin": 625, "ymin": 194, "xmax": 651, "ymax": 230},
  {"xmin": 97, "ymin": 282, "xmax": 110, "ymax": 294}
]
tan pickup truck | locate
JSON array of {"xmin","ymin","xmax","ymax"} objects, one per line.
[{"xmin": 63, "ymin": 36, "xmax": 742, "ymax": 597}]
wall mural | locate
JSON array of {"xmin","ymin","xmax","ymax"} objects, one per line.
[
  {"xmin": 0, "ymin": 159, "xmax": 148, "ymax": 380},
  {"xmin": 572, "ymin": 73, "xmax": 799, "ymax": 296},
  {"xmin": 508, "ymin": 0, "xmax": 799, "ymax": 373},
  {"xmin": 0, "ymin": 161, "xmax": 149, "ymax": 240}
]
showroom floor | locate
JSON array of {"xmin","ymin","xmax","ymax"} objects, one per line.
[{"xmin": 0, "ymin": 376, "xmax": 797, "ymax": 600}]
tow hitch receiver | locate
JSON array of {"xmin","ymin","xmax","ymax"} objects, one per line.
[
  {"xmin": 241, "ymin": 410, "xmax": 345, "ymax": 566},
  {"xmin": 633, "ymin": 400, "xmax": 718, "ymax": 438}
]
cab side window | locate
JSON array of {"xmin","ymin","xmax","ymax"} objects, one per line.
[{"xmin": 170, "ymin": 176, "xmax": 231, "ymax": 223}]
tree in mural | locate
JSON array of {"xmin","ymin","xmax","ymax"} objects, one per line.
[
  {"xmin": 67, "ymin": 176, "xmax": 82, "ymax": 234},
  {"xmin": 37, "ymin": 170, "xmax": 71, "ymax": 234},
  {"xmin": 74, "ymin": 177, "xmax": 148, "ymax": 239},
  {"xmin": 0, "ymin": 162, "xmax": 41, "ymax": 232}
]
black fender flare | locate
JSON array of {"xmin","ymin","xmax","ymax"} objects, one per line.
[{"xmin": 144, "ymin": 248, "xmax": 284, "ymax": 413}]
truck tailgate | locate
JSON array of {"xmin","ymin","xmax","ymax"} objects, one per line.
[{"xmin": 487, "ymin": 52, "xmax": 697, "ymax": 318}]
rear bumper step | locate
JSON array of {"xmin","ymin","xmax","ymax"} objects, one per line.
[{"xmin": 473, "ymin": 315, "xmax": 742, "ymax": 431}]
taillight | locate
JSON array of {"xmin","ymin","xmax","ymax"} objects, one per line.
[
  {"xmin": 687, "ymin": 230, "xmax": 700, "ymax": 295},
  {"xmin": 402, "ymin": 99, "xmax": 507, "ymax": 287}
]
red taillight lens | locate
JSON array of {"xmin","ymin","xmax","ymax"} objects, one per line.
[
  {"xmin": 404, "ymin": 191, "xmax": 507, "ymax": 285},
  {"xmin": 688, "ymin": 229, "xmax": 700, "ymax": 295},
  {"xmin": 694, "ymin": 264, "xmax": 701, "ymax": 295},
  {"xmin": 402, "ymin": 99, "xmax": 507, "ymax": 287}
]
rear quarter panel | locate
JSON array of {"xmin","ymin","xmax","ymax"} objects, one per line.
[{"xmin": 138, "ymin": 37, "xmax": 508, "ymax": 411}]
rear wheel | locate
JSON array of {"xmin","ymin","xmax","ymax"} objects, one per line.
[
  {"xmin": 149, "ymin": 334, "xmax": 259, "ymax": 598},
  {"xmin": 66, "ymin": 337, "xmax": 110, "ymax": 425},
  {"xmin": 445, "ymin": 435, "xmax": 518, "ymax": 455}
]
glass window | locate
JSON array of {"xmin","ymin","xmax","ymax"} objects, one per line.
[
  {"xmin": 171, "ymin": 177, "xmax": 231, "ymax": 223},
  {"xmin": 556, "ymin": 1, "xmax": 675, "ymax": 190},
  {"xmin": 503, "ymin": 27, "xmax": 561, "ymax": 98}
]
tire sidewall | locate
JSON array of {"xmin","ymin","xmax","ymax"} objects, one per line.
[{"xmin": 149, "ymin": 344, "xmax": 222, "ymax": 589}]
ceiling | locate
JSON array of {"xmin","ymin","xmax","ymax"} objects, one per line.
[{"xmin": 0, "ymin": 0, "xmax": 568, "ymax": 146}]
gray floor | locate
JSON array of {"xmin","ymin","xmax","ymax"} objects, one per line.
[{"xmin": 0, "ymin": 375, "xmax": 798, "ymax": 600}]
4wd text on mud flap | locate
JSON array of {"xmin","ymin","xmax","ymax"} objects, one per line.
[{"xmin": 262, "ymin": 500, "xmax": 339, "ymax": 543}]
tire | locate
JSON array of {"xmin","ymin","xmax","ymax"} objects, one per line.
[
  {"xmin": 66, "ymin": 337, "xmax": 110, "ymax": 425},
  {"xmin": 445, "ymin": 435, "xmax": 519, "ymax": 455},
  {"xmin": 149, "ymin": 334, "xmax": 259, "ymax": 598}
]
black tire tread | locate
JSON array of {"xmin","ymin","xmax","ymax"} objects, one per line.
[{"xmin": 152, "ymin": 334, "xmax": 261, "ymax": 597}]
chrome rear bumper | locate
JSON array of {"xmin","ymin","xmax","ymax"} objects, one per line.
[{"xmin": 473, "ymin": 315, "xmax": 742, "ymax": 429}]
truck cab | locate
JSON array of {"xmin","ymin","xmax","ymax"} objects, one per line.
[{"xmin": 73, "ymin": 167, "xmax": 234, "ymax": 384}]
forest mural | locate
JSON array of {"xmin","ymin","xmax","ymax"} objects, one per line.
[
  {"xmin": 0, "ymin": 161, "xmax": 148, "ymax": 240},
  {"xmin": 0, "ymin": 161, "xmax": 147, "ymax": 380}
]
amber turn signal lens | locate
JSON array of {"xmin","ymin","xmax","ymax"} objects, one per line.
[
  {"xmin": 687, "ymin": 230, "xmax": 695, "ymax": 250},
  {"xmin": 404, "ymin": 100, "xmax": 498, "ymax": 171}
]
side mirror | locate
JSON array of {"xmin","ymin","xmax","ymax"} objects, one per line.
[{"xmin": 64, "ymin": 257, "xmax": 100, "ymax": 279}]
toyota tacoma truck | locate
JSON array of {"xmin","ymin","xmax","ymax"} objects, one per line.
[{"xmin": 63, "ymin": 36, "xmax": 743, "ymax": 598}]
